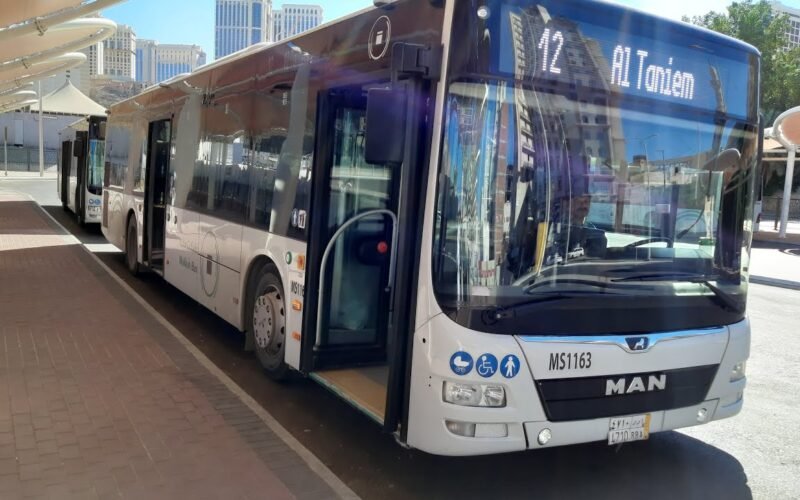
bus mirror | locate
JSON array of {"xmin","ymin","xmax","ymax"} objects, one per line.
[
  {"xmin": 365, "ymin": 87, "xmax": 407, "ymax": 165},
  {"xmin": 703, "ymin": 148, "xmax": 741, "ymax": 172}
]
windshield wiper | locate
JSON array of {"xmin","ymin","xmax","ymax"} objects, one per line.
[
  {"xmin": 524, "ymin": 278, "xmax": 621, "ymax": 294},
  {"xmin": 485, "ymin": 290, "xmax": 620, "ymax": 322},
  {"xmin": 611, "ymin": 272, "xmax": 743, "ymax": 312}
]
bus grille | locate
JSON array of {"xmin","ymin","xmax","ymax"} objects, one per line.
[{"xmin": 536, "ymin": 365, "xmax": 719, "ymax": 422}]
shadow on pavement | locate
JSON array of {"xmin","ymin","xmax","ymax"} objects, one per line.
[
  {"xmin": 41, "ymin": 204, "xmax": 106, "ymax": 243},
  {"xmin": 752, "ymin": 239, "xmax": 800, "ymax": 250},
  {"xmin": 395, "ymin": 432, "xmax": 751, "ymax": 499}
]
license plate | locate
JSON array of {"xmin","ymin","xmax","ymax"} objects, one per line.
[{"xmin": 608, "ymin": 414, "xmax": 651, "ymax": 445}]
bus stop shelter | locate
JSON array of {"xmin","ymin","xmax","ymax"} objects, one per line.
[{"xmin": 768, "ymin": 106, "xmax": 800, "ymax": 238}]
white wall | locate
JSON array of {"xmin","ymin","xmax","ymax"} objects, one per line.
[{"xmin": 0, "ymin": 111, "xmax": 81, "ymax": 150}]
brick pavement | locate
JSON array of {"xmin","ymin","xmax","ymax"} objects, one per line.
[{"xmin": 0, "ymin": 192, "xmax": 352, "ymax": 499}]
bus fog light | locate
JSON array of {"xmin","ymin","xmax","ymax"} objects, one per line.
[
  {"xmin": 445, "ymin": 420, "xmax": 476, "ymax": 437},
  {"xmin": 537, "ymin": 428, "xmax": 552, "ymax": 445},
  {"xmin": 697, "ymin": 407, "xmax": 708, "ymax": 422},
  {"xmin": 730, "ymin": 361, "xmax": 746, "ymax": 382},
  {"xmin": 443, "ymin": 381, "xmax": 506, "ymax": 407}
]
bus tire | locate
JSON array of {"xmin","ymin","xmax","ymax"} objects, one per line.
[
  {"xmin": 76, "ymin": 209, "xmax": 85, "ymax": 227},
  {"xmin": 125, "ymin": 216, "xmax": 140, "ymax": 276},
  {"xmin": 249, "ymin": 267, "xmax": 289, "ymax": 380}
]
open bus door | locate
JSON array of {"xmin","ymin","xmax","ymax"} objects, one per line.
[
  {"xmin": 59, "ymin": 140, "xmax": 72, "ymax": 208},
  {"xmin": 143, "ymin": 119, "xmax": 172, "ymax": 272},
  {"xmin": 302, "ymin": 49, "xmax": 435, "ymax": 435},
  {"xmin": 73, "ymin": 131, "xmax": 88, "ymax": 224}
]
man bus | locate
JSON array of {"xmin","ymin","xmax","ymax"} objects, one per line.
[
  {"xmin": 58, "ymin": 115, "xmax": 106, "ymax": 225},
  {"xmin": 101, "ymin": 0, "xmax": 758, "ymax": 456}
]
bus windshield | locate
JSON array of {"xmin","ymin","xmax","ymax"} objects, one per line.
[
  {"xmin": 88, "ymin": 139, "xmax": 105, "ymax": 195},
  {"xmin": 432, "ymin": 0, "xmax": 759, "ymax": 336}
]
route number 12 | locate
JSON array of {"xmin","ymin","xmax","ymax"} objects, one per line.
[{"xmin": 537, "ymin": 28, "xmax": 564, "ymax": 75}]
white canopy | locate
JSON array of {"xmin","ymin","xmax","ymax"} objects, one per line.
[
  {"xmin": 30, "ymin": 79, "xmax": 106, "ymax": 116},
  {"xmin": 0, "ymin": 18, "xmax": 116, "ymax": 66},
  {"xmin": 0, "ymin": 52, "xmax": 86, "ymax": 93},
  {"xmin": 0, "ymin": 1, "xmax": 83, "ymax": 29}
]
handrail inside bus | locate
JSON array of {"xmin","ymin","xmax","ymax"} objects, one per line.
[{"xmin": 315, "ymin": 208, "xmax": 398, "ymax": 348}]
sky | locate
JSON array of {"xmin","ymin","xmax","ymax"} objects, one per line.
[{"xmin": 103, "ymin": 0, "xmax": 732, "ymax": 62}]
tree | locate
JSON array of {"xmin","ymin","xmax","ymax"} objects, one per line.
[{"xmin": 685, "ymin": 0, "xmax": 800, "ymax": 124}]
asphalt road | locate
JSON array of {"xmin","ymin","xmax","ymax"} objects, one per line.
[{"xmin": 4, "ymin": 177, "xmax": 799, "ymax": 500}]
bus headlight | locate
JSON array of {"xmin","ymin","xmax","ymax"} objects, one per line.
[
  {"xmin": 730, "ymin": 361, "xmax": 746, "ymax": 382},
  {"xmin": 442, "ymin": 381, "xmax": 506, "ymax": 407}
]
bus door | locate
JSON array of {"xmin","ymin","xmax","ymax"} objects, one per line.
[
  {"xmin": 59, "ymin": 140, "xmax": 72, "ymax": 207},
  {"xmin": 303, "ymin": 76, "xmax": 430, "ymax": 430},
  {"xmin": 74, "ymin": 131, "xmax": 88, "ymax": 218},
  {"xmin": 143, "ymin": 119, "xmax": 172, "ymax": 272}
]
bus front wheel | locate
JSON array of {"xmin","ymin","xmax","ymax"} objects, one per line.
[
  {"xmin": 249, "ymin": 268, "xmax": 289, "ymax": 380},
  {"xmin": 125, "ymin": 216, "xmax": 140, "ymax": 276}
]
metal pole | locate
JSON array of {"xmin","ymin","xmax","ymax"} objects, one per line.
[
  {"xmin": 3, "ymin": 126, "xmax": 7, "ymax": 176},
  {"xmin": 38, "ymin": 81, "xmax": 44, "ymax": 177},
  {"xmin": 779, "ymin": 145, "xmax": 795, "ymax": 238}
]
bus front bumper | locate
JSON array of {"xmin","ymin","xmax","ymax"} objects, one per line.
[
  {"xmin": 524, "ymin": 392, "xmax": 743, "ymax": 449},
  {"xmin": 406, "ymin": 317, "xmax": 749, "ymax": 456}
]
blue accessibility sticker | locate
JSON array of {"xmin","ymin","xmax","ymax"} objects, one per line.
[
  {"xmin": 501, "ymin": 354, "xmax": 521, "ymax": 379},
  {"xmin": 475, "ymin": 353, "xmax": 498, "ymax": 378},
  {"xmin": 449, "ymin": 351, "xmax": 474, "ymax": 376}
]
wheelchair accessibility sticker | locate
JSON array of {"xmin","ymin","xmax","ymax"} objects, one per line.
[
  {"xmin": 449, "ymin": 351, "xmax": 473, "ymax": 376},
  {"xmin": 476, "ymin": 354, "xmax": 498, "ymax": 378}
]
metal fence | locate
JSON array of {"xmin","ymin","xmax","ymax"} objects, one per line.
[
  {"xmin": 1, "ymin": 147, "xmax": 58, "ymax": 172},
  {"xmin": 761, "ymin": 196, "xmax": 800, "ymax": 222}
]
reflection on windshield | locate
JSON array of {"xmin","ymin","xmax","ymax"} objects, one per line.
[
  {"xmin": 88, "ymin": 139, "xmax": 105, "ymax": 194},
  {"xmin": 434, "ymin": 78, "xmax": 755, "ymax": 302}
]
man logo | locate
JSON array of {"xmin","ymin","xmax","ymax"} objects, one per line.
[
  {"xmin": 626, "ymin": 336, "xmax": 649, "ymax": 351},
  {"xmin": 605, "ymin": 374, "xmax": 667, "ymax": 396}
]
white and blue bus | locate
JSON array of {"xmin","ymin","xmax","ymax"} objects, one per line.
[
  {"xmin": 102, "ymin": 0, "xmax": 758, "ymax": 455},
  {"xmin": 58, "ymin": 115, "xmax": 106, "ymax": 225}
]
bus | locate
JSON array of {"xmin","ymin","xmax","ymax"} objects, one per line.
[
  {"xmin": 101, "ymin": 0, "xmax": 759, "ymax": 456},
  {"xmin": 58, "ymin": 115, "xmax": 106, "ymax": 225}
]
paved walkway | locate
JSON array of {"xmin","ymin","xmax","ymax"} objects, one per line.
[
  {"xmin": 750, "ymin": 244, "xmax": 800, "ymax": 290},
  {"xmin": 0, "ymin": 191, "xmax": 354, "ymax": 499}
]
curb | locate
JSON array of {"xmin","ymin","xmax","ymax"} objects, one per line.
[{"xmin": 750, "ymin": 275, "xmax": 800, "ymax": 291}]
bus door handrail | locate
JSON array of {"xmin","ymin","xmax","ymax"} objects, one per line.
[{"xmin": 315, "ymin": 209, "xmax": 398, "ymax": 348}]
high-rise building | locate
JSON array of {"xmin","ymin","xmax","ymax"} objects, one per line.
[
  {"xmin": 771, "ymin": 1, "xmax": 800, "ymax": 50},
  {"xmin": 104, "ymin": 24, "xmax": 137, "ymax": 79},
  {"xmin": 135, "ymin": 40, "xmax": 205, "ymax": 86},
  {"xmin": 215, "ymin": 0, "xmax": 273, "ymax": 59},
  {"xmin": 272, "ymin": 4, "xmax": 323, "ymax": 42},
  {"xmin": 136, "ymin": 39, "xmax": 158, "ymax": 86},
  {"xmin": 155, "ymin": 44, "xmax": 207, "ymax": 83}
]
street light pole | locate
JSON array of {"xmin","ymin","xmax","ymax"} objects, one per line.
[
  {"xmin": 38, "ymin": 80, "xmax": 44, "ymax": 177},
  {"xmin": 779, "ymin": 144, "xmax": 795, "ymax": 238}
]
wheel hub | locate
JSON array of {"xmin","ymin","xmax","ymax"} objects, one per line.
[{"xmin": 253, "ymin": 289, "xmax": 284, "ymax": 353}]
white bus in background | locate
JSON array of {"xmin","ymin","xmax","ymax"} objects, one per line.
[
  {"xmin": 102, "ymin": 0, "xmax": 759, "ymax": 456},
  {"xmin": 58, "ymin": 115, "xmax": 106, "ymax": 225}
]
